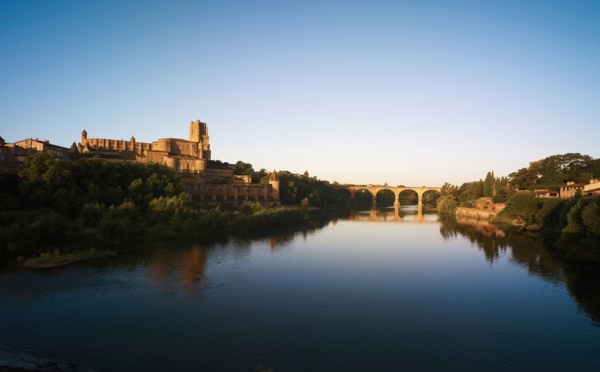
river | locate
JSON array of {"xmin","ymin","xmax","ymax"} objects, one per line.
[{"xmin": 1, "ymin": 207, "xmax": 600, "ymax": 371}]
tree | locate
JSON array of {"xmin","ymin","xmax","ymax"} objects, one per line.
[
  {"xmin": 441, "ymin": 182, "xmax": 458, "ymax": 197},
  {"xmin": 456, "ymin": 181, "xmax": 484, "ymax": 202},
  {"xmin": 509, "ymin": 167, "xmax": 538, "ymax": 190},
  {"xmin": 494, "ymin": 176, "xmax": 510, "ymax": 200},
  {"xmin": 234, "ymin": 161, "xmax": 254, "ymax": 176},
  {"xmin": 581, "ymin": 201, "xmax": 600, "ymax": 235},
  {"xmin": 509, "ymin": 153, "xmax": 599, "ymax": 190},
  {"xmin": 437, "ymin": 195, "xmax": 458, "ymax": 214},
  {"xmin": 484, "ymin": 171, "xmax": 494, "ymax": 197},
  {"xmin": 505, "ymin": 191, "xmax": 537, "ymax": 223}
]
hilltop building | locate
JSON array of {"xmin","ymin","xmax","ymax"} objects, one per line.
[
  {"xmin": 534, "ymin": 188, "xmax": 559, "ymax": 198},
  {"xmin": 560, "ymin": 181, "xmax": 586, "ymax": 198},
  {"xmin": 583, "ymin": 179, "xmax": 600, "ymax": 197},
  {"xmin": 75, "ymin": 120, "xmax": 216, "ymax": 178},
  {"xmin": 535, "ymin": 179, "xmax": 600, "ymax": 199},
  {"xmin": 0, "ymin": 137, "xmax": 69, "ymax": 173},
  {"xmin": 71, "ymin": 119, "xmax": 280, "ymax": 206},
  {"xmin": 1, "ymin": 119, "xmax": 280, "ymax": 206}
]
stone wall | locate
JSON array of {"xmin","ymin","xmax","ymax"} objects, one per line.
[{"xmin": 455, "ymin": 207, "xmax": 496, "ymax": 221}]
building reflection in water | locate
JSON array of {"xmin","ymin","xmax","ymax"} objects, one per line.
[
  {"xmin": 123, "ymin": 209, "xmax": 600, "ymax": 325},
  {"xmin": 181, "ymin": 245, "xmax": 208, "ymax": 285}
]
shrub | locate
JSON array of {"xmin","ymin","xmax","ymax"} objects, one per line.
[
  {"xmin": 239, "ymin": 201, "xmax": 263, "ymax": 215},
  {"xmin": 556, "ymin": 199, "xmax": 592, "ymax": 254},
  {"xmin": 533, "ymin": 198, "xmax": 563, "ymax": 229},
  {"xmin": 79, "ymin": 203, "xmax": 106, "ymax": 228},
  {"xmin": 459, "ymin": 201, "xmax": 474, "ymax": 208},
  {"xmin": 581, "ymin": 201, "xmax": 600, "ymax": 235},
  {"xmin": 437, "ymin": 195, "xmax": 458, "ymax": 214},
  {"xmin": 505, "ymin": 191, "xmax": 537, "ymax": 223},
  {"xmin": 492, "ymin": 194, "xmax": 507, "ymax": 203}
]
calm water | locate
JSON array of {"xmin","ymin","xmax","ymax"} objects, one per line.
[{"xmin": 1, "ymin": 207, "xmax": 600, "ymax": 371}]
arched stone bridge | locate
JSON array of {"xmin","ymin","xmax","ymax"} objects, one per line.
[{"xmin": 339, "ymin": 185, "xmax": 442, "ymax": 208}]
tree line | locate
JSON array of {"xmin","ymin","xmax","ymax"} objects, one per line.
[
  {"xmin": 0, "ymin": 153, "xmax": 309, "ymax": 255},
  {"xmin": 436, "ymin": 153, "xmax": 600, "ymax": 263}
]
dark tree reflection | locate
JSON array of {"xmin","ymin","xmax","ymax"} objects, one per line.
[{"xmin": 439, "ymin": 215, "xmax": 600, "ymax": 323}]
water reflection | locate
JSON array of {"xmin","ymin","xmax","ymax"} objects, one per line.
[
  {"xmin": 349, "ymin": 205, "xmax": 438, "ymax": 222},
  {"xmin": 439, "ymin": 214, "xmax": 600, "ymax": 324},
  {"xmin": 2, "ymin": 211, "xmax": 600, "ymax": 370},
  {"xmin": 129, "ymin": 215, "xmax": 333, "ymax": 287}
]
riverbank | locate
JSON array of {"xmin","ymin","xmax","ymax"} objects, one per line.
[
  {"xmin": 1, "ymin": 206, "xmax": 310, "ymax": 269},
  {"xmin": 23, "ymin": 249, "xmax": 116, "ymax": 269}
]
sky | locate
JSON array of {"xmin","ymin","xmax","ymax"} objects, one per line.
[{"xmin": 1, "ymin": 0, "xmax": 599, "ymax": 186}]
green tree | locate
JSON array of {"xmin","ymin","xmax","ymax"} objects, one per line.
[
  {"xmin": 493, "ymin": 176, "xmax": 510, "ymax": 202},
  {"xmin": 234, "ymin": 161, "xmax": 254, "ymax": 176},
  {"xmin": 484, "ymin": 171, "xmax": 494, "ymax": 197},
  {"xmin": 456, "ymin": 181, "xmax": 484, "ymax": 202},
  {"xmin": 509, "ymin": 153, "xmax": 599, "ymax": 191},
  {"xmin": 581, "ymin": 201, "xmax": 600, "ymax": 235},
  {"xmin": 437, "ymin": 195, "xmax": 458, "ymax": 214},
  {"xmin": 509, "ymin": 167, "xmax": 538, "ymax": 190},
  {"xmin": 441, "ymin": 182, "xmax": 458, "ymax": 197},
  {"xmin": 505, "ymin": 191, "xmax": 537, "ymax": 223}
]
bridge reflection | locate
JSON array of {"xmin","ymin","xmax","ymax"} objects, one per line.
[{"xmin": 348, "ymin": 205, "xmax": 439, "ymax": 223}]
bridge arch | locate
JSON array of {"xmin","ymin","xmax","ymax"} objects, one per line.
[
  {"xmin": 374, "ymin": 189, "xmax": 395, "ymax": 208},
  {"xmin": 398, "ymin": 189, "xmax": 418, "ymax": 206},
  {"xmin": 422, "ymin": 189, "xmax": 442, "ymax": 207},
  {"xmin": 338, "ymin": 185, "xmax": 443, "ymax": 208}
]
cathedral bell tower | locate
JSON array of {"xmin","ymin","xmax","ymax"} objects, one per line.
[
  {"xmin": 81, "ymin": 129, "xmax": 88, "ymax": 145},
  {"xmin": 189, "ymin": 120, "xmax": 200, "ymax": 143},
  {"xmin": 189, "ymin": 119, "xmax": 211, "ymax": 160}
]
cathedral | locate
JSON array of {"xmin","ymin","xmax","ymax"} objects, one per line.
[
  {"xmin": 71, "ymin": 119, "xmax": 280, "ymax": 206},
  {"xmin": 76, "ymin": 120, "xmax": 213, "ymax": 175}
]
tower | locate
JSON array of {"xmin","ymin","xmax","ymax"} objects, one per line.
[
  {"xmin": 269, "ymin": 170, "xmax": 280, "ymax": 202},
  {"xmin": 81, "ymin": 129, "xmax": 88, "ymax": 145},
  {"xmin": 189, "ymin": 120, "xmax": 200, "ymax": 143},
  {"xmin": 190, "ymin": 119, "xmax": 211, "ymax": 160}
]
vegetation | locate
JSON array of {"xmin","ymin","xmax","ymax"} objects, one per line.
[
  {"xmin": 508, "ymin": 153, "xmax": 600, "ymax": 191},
  {"xmin": 4, "ymin": 151, "xmax": 599, "ymax": 264},
  {"xmin": 274, "ymin": 171, "xmax": 353, "ymax": 210},
  {"xmin": 0, "ymin": 153, "xmax": 309, "ymax": 257},
  {"xmin": 23, "ymin": 248, "xmax": 117, "ymax": 269},
  {"xmin": 438, "ymin": 153, "xmax": 600, "ymax": 263},
  {"xmin": 491, "ymin": 195, "xmax": 600, "ymax": 262}
]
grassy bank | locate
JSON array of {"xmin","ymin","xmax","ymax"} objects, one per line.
[
  {"xmin": 23, "ymin": 248, "xmax": 117, "ymax": 269},
  {"xmin": 2, "ymin": 205, "xmax": 308, "ymax": 260}
]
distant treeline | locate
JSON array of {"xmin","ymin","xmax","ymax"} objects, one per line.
[
  {"xmin": 0, "ymin": 153, "xmax": 320, "ymax": 255},
  {"xmin": 233, "ymin": 161, "xmax": 354, "ymax": 209},
  {"xmin": 436, "ymin": 153, "xmax": 600, "ymax": 263}
]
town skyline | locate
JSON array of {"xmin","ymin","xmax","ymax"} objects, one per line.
[{"xmin": 2, "ymin": 1, "xmax": 599, "ymax": 186}]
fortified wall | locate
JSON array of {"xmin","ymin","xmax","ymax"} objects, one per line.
[
  {"xmin": 76, "ymin": 120, "xmax": 212, "ymax": 175},
  {"xmin": 72, "ymin": 119, "xmax": 279, "ymax": 206}
]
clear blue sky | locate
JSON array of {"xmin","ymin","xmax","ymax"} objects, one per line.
[{"xmin": 2, "ymin": 0, "xmax": 599, "ymax": 186}]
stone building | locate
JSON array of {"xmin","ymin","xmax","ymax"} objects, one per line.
[
  {"xmin": 560, "ymin": 181, "xmax": 586, "ymax": 198},
  {"xmin": 583, "ymin": 179, "xmax": 600, "ymax": 197},
  {"xmin": 534, "ymin": 188, "xmax": 559, "ymax": 198},
  {"xmin": 75, "ymin": 119, "xmax": 214, "ymax": 176},
  {"xmin": 0, "ymin": 137, "xmax": 69, "ymax": 173},
  {"xmin": 72, "ymin": 119, "xmax": 280, "ymax": 206}
]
